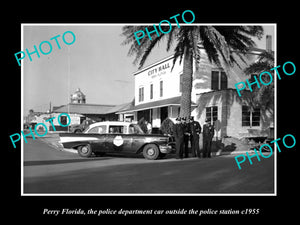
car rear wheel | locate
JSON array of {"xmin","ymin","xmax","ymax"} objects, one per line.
[
  {"xmin": 78, "ymin": 144, "xmax": 93, "ymax": 157},
  {"xmin": 143, "ymin": 144, "xmax": 160, "ymax": 160}
]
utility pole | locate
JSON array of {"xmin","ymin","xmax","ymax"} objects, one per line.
[{"xmin": 67, "ymin": 46, "xmax": 70, "ymax": 133}]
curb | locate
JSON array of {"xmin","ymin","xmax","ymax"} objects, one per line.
[
  {"xmin": 216, "ymin": 150, "xmax": 272, "ymax": 156},
  {"xmin": 63, "ymin": 148, "xmax": 78, "ymax": 154},
  {"xmin": 213, "ymin": 149, "xmax": 254, "ymax": 156}
]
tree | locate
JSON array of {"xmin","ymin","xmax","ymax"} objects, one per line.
[
  {"xmin": 244, "ymin": 50, "xmax": 274, "ymax": 113},
  {"xmin": 122, "ymin": 25, "xmax": 264, "ymax": 118},
  {"xmin": 160, "ymin": 117, "xmax": 174, "ymax": 135}
]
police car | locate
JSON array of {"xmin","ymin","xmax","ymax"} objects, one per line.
[{"xmin": 59, "ymin": 121, "xmax": 174, "ymax": 160}]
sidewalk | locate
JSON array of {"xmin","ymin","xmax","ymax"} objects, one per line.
[{"xmin": 210, "ymin": 136, "xmax": 254, "ymax": 156}]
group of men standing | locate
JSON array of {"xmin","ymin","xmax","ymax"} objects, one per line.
[{"xmin": 173, "ymin": 116, "xmax": 215, "ymax": 159}]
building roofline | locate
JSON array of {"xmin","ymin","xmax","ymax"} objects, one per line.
[
  {"xmin": 132, "ymin": 45, "xmax": 268, "ymax": 77},
  {"xmin": 132, "ymin": 55, "xmax": 175, "ymax": 76},
  {"xmin": 117, "ymin": 96, "xmax": 197, "ymax": 114},
  {"xmin": 53, "ymin": 103, "xmax": 116, "ymax": 110},
  {"xmin": 67, "ymin": 103, "xmax": 116, "ymax": 107}
]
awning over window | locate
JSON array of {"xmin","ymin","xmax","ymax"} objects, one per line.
[{"xmin": 117, "ymin": 96, "xmax": 197, "ymax": 114}]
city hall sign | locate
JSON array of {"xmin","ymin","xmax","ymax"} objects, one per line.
[{"xmin": 148, "ymin": 62, "xmax": 170, "ymax": 78}]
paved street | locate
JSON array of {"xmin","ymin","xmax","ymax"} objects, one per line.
[{"xmin": 23, "ymin": 138, "xmax": 274, "ymax": 194}]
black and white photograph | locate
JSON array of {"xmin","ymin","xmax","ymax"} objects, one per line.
[{"xmin": 20, "ymin": 24, "xmax": 276, "ymax": 195}]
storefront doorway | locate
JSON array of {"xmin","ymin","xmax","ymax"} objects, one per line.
[
  {"xmin": 137, "ymin": 109, "xmax": 152, "ymax": 123},
  {"xmin": 160, "ymin": 106, "xmax": 168, "ymax": 124}
]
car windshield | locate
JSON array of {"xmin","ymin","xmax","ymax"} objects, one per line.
[
  {"xmin": 129, "ymin": 124, "xmax": 144, "ymax": 134},
  {"xmin": 83, "ymin": 126, "xmax": 90, "ymax": 133},
  {"xmin": 85, "ymin": 125, "xmax": 106, "ymax": 134}
]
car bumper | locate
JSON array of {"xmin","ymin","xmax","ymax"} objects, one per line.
[{"xmin": 159, "ymin": 144, "xmax": 174, "ymax": 154}]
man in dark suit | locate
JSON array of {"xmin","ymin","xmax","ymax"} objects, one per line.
[
  {"xmin": 173, "ymin": 117, "xmax": 184, "ymax": 159},
  {"xmin": 189, "ymin": 116, "xmax": 202, "ymax": 158},
  {"xmin": 182, "ymin": 117, "xmax": 191, "ymax": 158},
  {"xmin": 203, "ymin": 118, "xmax": 215, "ymax": 158}
]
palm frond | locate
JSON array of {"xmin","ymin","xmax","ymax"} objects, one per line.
[
  {"xmin": 199, "ymin": 27, "xmax": 221, "ymax": 67},
  {"xmin": 166, "ymin": 27, "xmax": 178, "ymax": 51},
  {"xmin": 244, "ymin": 50, "xmax": 274, "ymax": 75},
  {"xmin": 122, "ymin": 25, "xmax": 175, "ymax": 68},
  {"xmin": 121, "ymin": 24, "xmax": 265, "ymax": 118},
  {"xmin": 171, "ymin": 41, "xmax": 184, "ymax": 70},
  {"xmin": 171, "ymin": 27, "xmax": 191, "ymax": 70},
  {"xmin": 122, "ymin": 25, "xmax": 265, "ymax": 74},
  {"xmin": 138, "ymin": 33, "xmax": 166, "ymax": 69}
]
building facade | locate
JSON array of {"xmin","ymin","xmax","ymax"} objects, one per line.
[
  {"xmin": 118, "ymin": 55, "xmax": 197, "ymax": 128},
  {"xmin": 27, "ymin": 88, "xmax": 121, "ymax": 132},
  {"xmin": 193, "ymin": 44, "xmax": 274, "ymax": 139},
  {"xmin": 119, "ymin": 38, "xmax": 274, "ymax": 140}
]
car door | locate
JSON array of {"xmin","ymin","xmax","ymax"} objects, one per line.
[
  {"xmin": 105, "ymin": 125, "xmax": 133, "ymax": 153},
  {"xmin": 128, "ymin": 124, "xmax": 147, "ymax": 152},
  {"xmin": 85, "ymin": 125, "xmax": 107, "ymax": 152}
]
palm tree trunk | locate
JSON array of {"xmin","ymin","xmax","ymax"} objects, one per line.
[{"xmin": 180, "ymin": 46, "xmax": 193, "ymax": 118}]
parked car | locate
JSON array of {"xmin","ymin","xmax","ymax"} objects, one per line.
[
  {"xmin": 59, "ymin": 121, "xmax": 175, "ymax": 160},
  {"xmin": 69, "ymin": 119, "xmax": 95, "ymax": 133}
]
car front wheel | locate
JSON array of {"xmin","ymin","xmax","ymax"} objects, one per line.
[
  {"xmin": 78, "ymin": 144, "xmax": 93, "ymax": 157},
  {"xmin": 143, "ymin": 144, "xmax": 160, "ymax": 160}
]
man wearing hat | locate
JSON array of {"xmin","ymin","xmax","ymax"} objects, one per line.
[
  {"xmin": 202, "ymin": 118, "xmax": 215, "ymax": 158},
  {"xmin": 182, "ymin": 117, "xmax": 191, "ymax": 158},
  {"xmin": 189, "ymin": 116, "xmax": 202, "ymax": 158},
  {"xmin": 173, "ymin": 117, "xmax": 185, "ymax": 159}
]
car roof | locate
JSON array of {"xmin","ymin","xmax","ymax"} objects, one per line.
[{"xmin": 88, "ymin": 121, "xmax": 134, "ymax": 129}]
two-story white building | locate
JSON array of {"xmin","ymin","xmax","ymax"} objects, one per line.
[
  {"xmin": 118, "ymin": 55, "xmax": 197, "ymax": 128},
  {"xmin": 118, "ymin": 36, "xmax": 274, "ymax": 140}
]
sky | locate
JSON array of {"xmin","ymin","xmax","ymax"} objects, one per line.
[{"xmin": 22, "ymin": 24, "xmax": 275, "ymax": 115}]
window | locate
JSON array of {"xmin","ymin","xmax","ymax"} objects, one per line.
[
  {"xmin": 87, "ymin": 127, "xmax": 98, "ymax": 133},
  {"xmin": 139, "ymin": 87, "xmax": 144, "ymax": 102},
  {"xmin": 60, "ymin": 115, "xmax": 68, "ymax": 126},
  {"xmin": 242, "ymin": 106, "xmax": 251, "ymax": 126},
  {"xmin": 206, "ymin": 106, "xmax": 218, "ymax": 124},
  {"xmin": 86, "ymin": 125, "xmax": 107, "ymax": 134},
  {"xmin": 108, "ymin": 125, "xmax": 124, "ymax": 134},
  {"xmin": 220, "ymin": 72, "xmax": 228, "ymax": 90},
  {"xmin": 211, "ymin": 71, "xmax": 219, "ymax": 90},
  {"xmin": 129, "ymin": 124, "xmax": 144, "ymax": 134},
  {"xmin": 211, "ymin": 70, "xmax": 228, "ymax": 90},
  {"xmin": 242, "ymin": 105, "xmax": 260, "ymax": 127},
  {"xmin": 150, "ymin": 83, "xmax": 153, "ymax": 100},
  {"xmin": 160, "ymin": 80, "xmax": 163, "ymax": 97},
  {"xmin": 252, "ymin": 108, "xmax": 261, "ymax": 126}
]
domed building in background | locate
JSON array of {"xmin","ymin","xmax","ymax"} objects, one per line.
[
  {"xmin": 70, "ymin": 88, "xmax": 86, "ymax": 104},
  {"xmin": 28, "ymin": 87, "xmax": 132, "ymax": 132}
]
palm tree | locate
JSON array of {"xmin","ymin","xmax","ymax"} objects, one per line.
[
  {"xmin": 122, "ymin": 25, "xmax": 264, "ymax": 118},
  {"xmin": 244, "ymin": 50, "xmax": 274, "ymax": 112}
]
